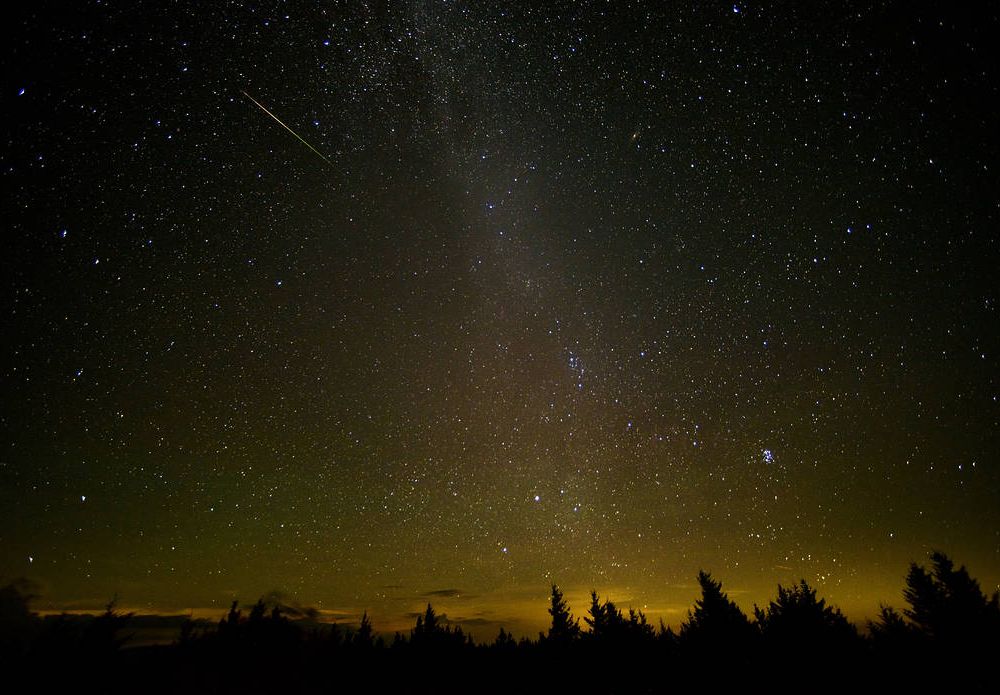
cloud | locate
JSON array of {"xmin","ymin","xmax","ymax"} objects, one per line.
[
  {"xmin": 422, "ymin": 588, "xmax": 469, "ymax": 598},
  {"xmin": 449, "ymin": 616, "xmax": 495, "ymax": 627},
  {"xmin": 258, "ymin": 591, "xmax": 320, "ymax": 620}
]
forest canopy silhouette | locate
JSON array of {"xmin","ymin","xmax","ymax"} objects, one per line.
[{"xmin": 2, "ymin": 551, "xmax": 997, "ymax": 693}]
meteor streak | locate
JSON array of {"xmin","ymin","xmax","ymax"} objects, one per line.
[{"xmin": 242, "ymin": 90, "xmax": 333, "ymax": 168}]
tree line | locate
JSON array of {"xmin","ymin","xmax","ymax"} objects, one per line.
[{"xmin": 1, "ymin": 551, "xmax": 997, "ymax": 693}]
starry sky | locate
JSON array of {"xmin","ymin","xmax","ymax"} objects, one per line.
[{"xmin": 2, "ymin": 1, "xmax": 998, "ymax": 637}]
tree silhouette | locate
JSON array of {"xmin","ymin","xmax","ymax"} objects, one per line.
[
  {"xmin": 582, "ymin": 590, "xmax": 653, "ymax": 647},
  {"xmin": 657, "ymin": 619, "xmax": 677, "ymax": 646},
  {"xmin": 679, "ymin": 570, "xmax": 754, "ymax": 652},
  {"xmin": 868, "ymin": 605, "xmax": 911, "ymax": 641},
  {"xmin": 409, "ymin": 603, "xmax": 466, "ymax": 650},
  {"xmin": 411, "ymin": 602, "xmax": 440, "ymax": 644},
  {"xmin": 624, "ymin": 607, "xmax": 655, "ymax": 643},
  {"xmin": 545, "ymin": 584, "xmax": 580, "ymax": 645},
  {"xmin": 755, "ymin": 579, "xmax": 857, "ymax": 650},
  {"xmin": 902, "ymin": 550, "xmax": 1000, "ymax": 646},
  {"xmin": 81, "ymin": 596, "xmax": 133, "ymax": 657},
  {"xmin": 866, "ymin": 552, "xmax": 1000, "ymax": 688},
  {"xmin": 218, "ymin": 599, "xmax": 241, "ymax": 639},
  {"xmin": 868, "ymin": 603, "xmax": 921, "ymax": 667},
  {"xmin": 7, "ymin": 550, "xmax": 999, "ymax": 693},
  {"xmin": 0, "ymin": 579, "xmax": 41, "ymax": 656},
  {"xmin": 494, "ymin": 626, "xmax": 517, "ymax": 650},
  {"xmin": 354, "ymin": 610, "xmax": 375, "ymax": 648},
  {"xmin": 584, "ymin": 590, "xmax": 624, "ymax": 641},
  {"xmin": 248, "ymin": 598, "xmax": 267, "ymax": 624}
]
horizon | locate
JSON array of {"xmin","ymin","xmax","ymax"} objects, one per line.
[{"xmin": 26, "ymin": 550, "xmax": 997, "ymax": 642}]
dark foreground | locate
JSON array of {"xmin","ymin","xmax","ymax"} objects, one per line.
[{"xmin": 3, "ymin": 551, "xmax": 998, "ymax": 693}]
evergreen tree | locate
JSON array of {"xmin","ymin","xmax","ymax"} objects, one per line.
[
  {"xmin": 869, "ymin": 605, "xmax": 910, "ymax": 639},
  {"xmin": 680, "ymin": 570, "xmax": 754, "ymax": 650},
  {"xmin": 411, "ymin": 603, "xmax": 449, "ymax": 648},
  {"xmin": 546, "ymin": 584, "xmax": 580, "ymax": 644},
  {"xmin": 422, "ymin": 603, "xmax": 439, "ymax": 634},
  {"xmin": 625, "ymin": 607, "xmax": 655, "ymax": 642},
  {"xmin": 354, "ymin": 611, "xmax": 374, "ymax": 647},
  {"xmin": 902, "ymin": 551, "xmax": 1000, "ymax": 646},
  {"xmin": 583, "ymin": 591, "xmax": 626, "ymax": 642},
  {"xmin": 327, "ymin": 622, "xmax": 343, "ymax": 648},
  {"xmin": 219, "ymin": 599, "xmax": 241, "ymax": 637},
  {"xmin": 868, "ymin": 604, "xmax": 919, "ymax": 657},
  {"xmin": 248, "ymin": 598, "xmax": 267, "ymax": 624},
  {"xmin": 0, "ymin": 579, "xmax": 41, "ymax": 655},
  {"xmin": 82, "ymin": 596, "xmax": 133, "ymax": 656},
  {"xmin": 754, "ymin": 579, "xmax": 857, "ymax": 650},
  {"xmin": 494, "ymin": 627, "xmax": 517, "ymax": 650}
]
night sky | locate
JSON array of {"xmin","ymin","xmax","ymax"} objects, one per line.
[{"xmin": 3, "ymin": 1, "xmax": 998, "ymax": 637}]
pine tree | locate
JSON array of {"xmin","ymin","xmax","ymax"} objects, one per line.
[
  {"xmin": 902, "ymin": 551, "xmax": 1000, "ymax": 645},
  {"xmin": 754, "ymin": 579, "xmax": 857, "ymax": 651},
  {"xmin": 625, "ymin": 607, "xmax": 655, "ymax": 642},
  {"xmin": 422, "ymin": 603, "xmax": 439, "ymax": 633},
  {"xmin": 83, "ymin": 596, "xmax": 133, "ymax": 656},
  {"xmin": 494, "ymin": 626, "xmax": 517, "ymax": 650},
  {"xmin": 411, "ymin": 603, "xmax": 444, "ymax": 648},
  {"xmin": 583, "ymin": 591, "xmax": 626, "ymax": 642},
  {"xmin": 354, "ymin": 610, "xmax": 374, "ymax": 647},
  {"xmin": 868, "ymin": 604, "xmax": 918, "ymax": 653},
  {"xmin": 547, "ymin": 584, "xmax": 580, "ymax": 644},
  {"xmin": 680, "ymin": 570, "xmax": 754, "ymax": 649}
]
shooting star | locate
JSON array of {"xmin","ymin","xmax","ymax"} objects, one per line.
[{"xmin": 242, "ymin": 90, "xmax": 333, "ymax": 168}]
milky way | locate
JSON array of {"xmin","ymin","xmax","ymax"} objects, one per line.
[{"xmin": 2, "ymin": 1, "xmax": 998, "ymax": 636}]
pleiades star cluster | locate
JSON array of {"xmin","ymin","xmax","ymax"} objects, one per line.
[{"xmin": 2, "ymin": 1, "xmax": 997, "ymax": 636}]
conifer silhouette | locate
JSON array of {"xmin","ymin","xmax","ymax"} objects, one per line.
[
  {"xmin": 902, "ymin": 550, "xmax": 1000, "ymax": 645},
  {"xmin": 680, "ymin": 570, "xmax": 754, "ymax": 650},
  {"xmin": 354, "ymin": 610, "xmax": 375, "ymax": 647},
  {"xmin": 583, "ymin": 590, "xmax": 619, "ymax": 640},
  {"xmin": 6, "ymin": 550, "xmax": 999, "ymax": 693},
  {"xmin": 754, "ymin": 579, "xmax": 857, "ymax": 650},
  {"xmin": 494, "ymin": 626, "xmax": 517, "ymax": 650},
  {"xmin": 546, "ymin": 584, "xmax": 580, "ymax": 644}
]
